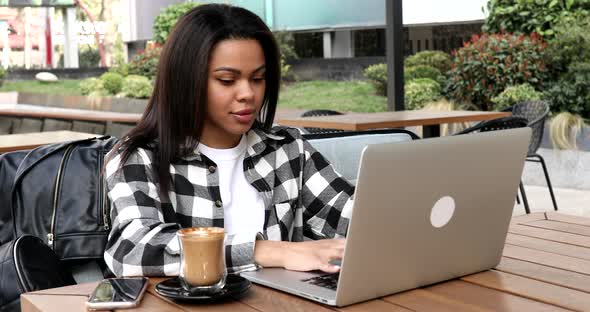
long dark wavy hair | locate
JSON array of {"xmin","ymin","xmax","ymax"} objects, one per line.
[{"xmin": 116, "ymin": 4, "xmax": 281, "ymax": 194}]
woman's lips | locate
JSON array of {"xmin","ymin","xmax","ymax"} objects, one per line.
[{"xmin": 232, "ymin": 109, "xmax": 255, "ymax": 123}]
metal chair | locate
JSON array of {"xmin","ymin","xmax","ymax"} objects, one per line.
[
  {"xmin": 455, "ymin": 116, "xmax": 533, "ymax": 213},
  {"xmin": 303, "ymin": 128, "xmax": 419, "ymax": 185},
  {"xmin": 300, "ymin": 109, "xmax": 344, "ymax": 134},
  {"xmin": 503, "ymin": 100, "xmax": 558, "ymax": 212}
]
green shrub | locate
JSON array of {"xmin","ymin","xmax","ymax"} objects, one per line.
[
  {"xmin": 153, "ymin": 2, "xmax": 200, "ymax": 44},
  {"xmin": 404, "ymin": 65, "xmax": 444, "ymax": 85},
  {"xmin": 546, "ymin": 11, "xmax": 590, "ymax": 79},
  {"xmin": 274, "ymin": 31, "xmax": 298, "ymax": 82},
  {"xmin": 128, "ymin": 46, "xmax": 161, "ymax": 81},
  {"xmin": 100, "ymin": 72, "xmax": 124, "ymax": 95},
  {"xmin": 79, "ymin": 46, "xmax": 100, "ymax": 68},
  {"xmin": 445, "ymin": 32, "xmax": 549, "ymax": 111},
  {"xmin": 544, "ymin": 62, "xmax": 590, "ymax": 118},
  {"xmin": 491, "ymin": 84, "xmax": 542, "ymax": 111},
  {"xmin": 404, "ymin": 50, "xmax": 452, "ymax": 74},
  {"xmin": 79, "ymin": 77, "xmax": 104, "ymax": 96},
  {"xmin": 109, "ymin": 63, "xmax": 129, "ymax": 77},
  {"xmin": 363, "ymin": 63, "xmax": 387, "ymax": 96},
  {"xmin": 483, "ymin": 0, "xmax": 590, "ymax": 38},
  {"xmin": 405, "ymin": 78, "xmax": 442, "ymax": 110},
  {"xmin": 122, "ymin": 75, "xmax": 153, "ymax": 99}
]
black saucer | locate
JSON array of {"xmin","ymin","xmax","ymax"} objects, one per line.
[{"xmin": 155, "ymin": 274, "xmax": 251, "ymax": 301}]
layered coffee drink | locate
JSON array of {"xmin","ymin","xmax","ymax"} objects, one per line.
[{"xmin": 177, "ymin": 227, "xmax": 226, "ymax": 292}]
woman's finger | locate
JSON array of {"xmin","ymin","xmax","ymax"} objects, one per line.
[{"xmin": 319, "ymin": 262, "xmax": 341, "ymax": 273}]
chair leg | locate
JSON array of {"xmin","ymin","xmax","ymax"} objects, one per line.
[
  {"xmin": 516, "ymin": 193, "xmax": 521, "ymax": 204},
  {"xmin": 519, "ymin": 181, "xmax": 531, "ymax": 214},
  {"xmin": 532, "ymin": 154, "xmax": 559, "ymax": 211}
]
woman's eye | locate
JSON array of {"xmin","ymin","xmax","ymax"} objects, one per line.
[
  {"xmin": 218, "ymin": 79, "xmax": 234, "ymax": 85},
  {"xmin": 252, "ymin": 77, "xmax": 265, "ymax": 83}
]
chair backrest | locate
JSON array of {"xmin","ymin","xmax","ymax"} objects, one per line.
[
  {"xmin": 510, "ymin": 100, "xmax": 550, "ymax": 155},
  {"xmin": 304, "ymin": 129, "xmax": 419, "ymax": 183},
  {"xmin": 455, "ymin": 116, "xmax": 529, "ymax": 135},
  {"xmin": 300, "ymin": 109, "xmax": 344, "ymax": 134}
]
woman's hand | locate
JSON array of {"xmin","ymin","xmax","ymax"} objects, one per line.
[{"xmin": 254, "ymin": 239, "xmax": 345, "ymax": 273}]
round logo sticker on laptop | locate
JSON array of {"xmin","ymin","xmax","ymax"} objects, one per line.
[{"xmin": 430, "ymin": 196, "xmax": 455, "ymax": 228}]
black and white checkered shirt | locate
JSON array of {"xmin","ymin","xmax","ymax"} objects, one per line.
[{"xmin": 104, "ymin": 126, "xmax": 354, "ymax": 277}]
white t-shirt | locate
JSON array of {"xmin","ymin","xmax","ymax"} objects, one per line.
[{"xmin": 197, "ymin": 136, "xmax": 265, "ymax": 236}]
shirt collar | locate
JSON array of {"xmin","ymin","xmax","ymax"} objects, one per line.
[{"xmin": 180, "ymin": 125, "xmax": 287, "ymax": 161}]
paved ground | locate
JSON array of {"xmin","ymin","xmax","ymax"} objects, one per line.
[{"xmin": 512, "ymin": 185, "xmax": 590, "ymax": 217}]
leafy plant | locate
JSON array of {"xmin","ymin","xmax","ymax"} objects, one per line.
[
  {"xmin": 491, "ymin": 83, "xmax": 542, "ymax": 111},
  {"xmin": 545, "ymin": 11, "xmax": 590, "ymax": 79},
  {"xmin": 404, "ymin": 65, "xmax": 445, "ymax": 85},
  {"xmin": 445, "ymin": 32, "xmax": 549, "ymax": 111},
  {"xmin": 363, "ymin": 63, "xmax": 387, "ymax": 96},
  {"xmin": 128, "ymin": 46, "xmax": 162, "ymax": 80},
  {"xmin": 404, "ymin": 50, "xmax": 452, "ymax": 74},
  {"xmin": 122, "ymin": 75, "xmax": 153, "ymax": 99},
  {"xmin": 483, "ymin": 0, "xmax": 590, "ymax": 38},
  {"xmin": 405, "ymin": 78, "xmax": 442, "ymax": 110},
  {"xmin": 544, "ymin": 62, "xmax": 590, "ymax": 118},
  {"xmin": 79, "ymin": 77, "xmax": 104, "ymax": 96},
  {"xmin": 153, "ymin": 2, "xmax": 200, "ymax": 44},
  {"xmin": 100, "ymin": 72, "xmax": 124, "ymax": 95},
  {"xmin": 0, "ymin": 66, "xmax": 6, "ymax": 81},
  {"xmin": 274, "ymin": 31, "xmax": 298, "ymax": 82},
  {"xmin": 109, "ymin": 62, "xmax": 129, "ymax": 77},
  {"xmin": 79, "ymin": 45, "xmax": 100, "ymax": 68}
]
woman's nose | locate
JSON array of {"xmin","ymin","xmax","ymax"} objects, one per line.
[{"xmin": 236, "ymin": 80, "xmax": 255, "ymax": 101}]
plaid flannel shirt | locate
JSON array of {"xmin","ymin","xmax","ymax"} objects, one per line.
[{"xmin": 103, "ymin": 126, "xmax": 354, "ymax": 277}]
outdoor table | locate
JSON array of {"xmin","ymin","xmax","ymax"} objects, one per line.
[
  {"xmin": 21, "ymin": 212, "xmax": 590, "ymax": 311},
  {"xmin": 0, "ymin": 131, "xmax": 100, "ymax": 153},
  {"xmin": 278, "ymin": 110, "xmax": 512, "ymax": 138}
]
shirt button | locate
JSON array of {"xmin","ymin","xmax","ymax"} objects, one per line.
[
  {"xmin": 208, "ymin": 166, "xmax": 216, "ymax": 173},
  {"xmin": 215, "ymin": 200, "xmax": 223, "ymax": 208}
]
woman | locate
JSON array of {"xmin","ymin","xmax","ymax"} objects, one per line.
[{"xmin": 104, "ymin": 3, "xmax": 353, "ymax": 277}]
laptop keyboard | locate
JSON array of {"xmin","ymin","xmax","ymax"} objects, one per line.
[{"xmin": 302, "ymin": 273, "xmax": 339, "ymax": 290}]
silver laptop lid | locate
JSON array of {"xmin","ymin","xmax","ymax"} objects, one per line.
[{"xmin": 335, "ymin": 128, "xmax": 531, "ymax": 306}]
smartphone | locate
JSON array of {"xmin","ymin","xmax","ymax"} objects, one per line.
[{"xmin": 86, "ymin": 277, "xmax": 149, "ymax": 310}]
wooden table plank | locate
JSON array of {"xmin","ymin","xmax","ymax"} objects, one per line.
[
  {"xmin": 508, "ymin": 224, "xmax": 590, "ymax": 248},
  {"xmin": 546, "ymin": 212, "xmax": 590, "ymax": 227},
  {"xmin": 496, "ymin": 257, "xmax": 590, "ymax": 293},
  {"xmin": 235, "ymin": 283, "xmax": 335, "ymax": 312},
  {"xmin": 462, "ymin": 270, "xmax": 590, "ymax": 311},
  {"xmin": 277, "ymin": 111, "xmax": 511, "ymax": 131},
  {"xmin": 337, "ymin": 300, "xmax": 413, "ymax": 312},
  {"xmin": 384, "ymin": 288, "xmax": 490, "ymax": 312},
  {"xmin": 426, "ymin": 280, "xmax": 570, "ymax": 312},
  {"xmin": 0, "ymin": 103, "xmax": 141, "ymax": 124},
  {"xmin": 506, "ymin": 233, "xmax": 590, "ymax": 260},
  {"xmin": 25, "ymin": 282, "xmax": 98, "ymax": 296},
  {"xmin": 0, "ymin": 131, "xmax": 99, "ymax": 153},
  {"xmin": 509, "ymin": 212, "xmax": 547, "ymax": 225},
  {"xmin": 21, "ymin": 294, "xmax": 89, "ymax": 312},
  {"xmin": 524, "ymin": 220, "xmax": 590, "ymax": 237},
  {"xmin": 503, "ymin": 244, "xmax": 590, "ymax": 275}
]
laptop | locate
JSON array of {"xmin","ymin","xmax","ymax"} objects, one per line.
[{"xmin": 241, "ymin": 128, "xmax": 531, "ymax": 306}]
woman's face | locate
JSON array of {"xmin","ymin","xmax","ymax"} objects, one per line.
[{"xmin": 202, "ymin": 39, "xmax": 266, "ymax": 148}]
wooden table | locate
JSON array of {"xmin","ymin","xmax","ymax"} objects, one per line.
[
  {"xmin": 0, "ymin": 131, "xmax": 100, "ymax": 153},
  {"xmin": 278, "ymin": 110, "xmax": 511, "ymax": 138},
  {"xmin": 21, "ymin": 212, "xmax": 590, "ymax": 311}
]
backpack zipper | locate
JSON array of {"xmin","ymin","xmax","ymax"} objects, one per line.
[
  {"xmin": 48, "ymin": 145, "xmax": 76, "ymax": 249},
  {"xmin": 98, "ymin": 151, "xmax": 110, "ymax": 230},
  {"xmin": 13, "ymin": 236, "xmax": 28, "ymax": 292}
]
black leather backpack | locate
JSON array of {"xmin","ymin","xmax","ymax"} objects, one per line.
[{"xmin": 0, "ymin": 136, "xmax": 119, "ymax": 311}]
